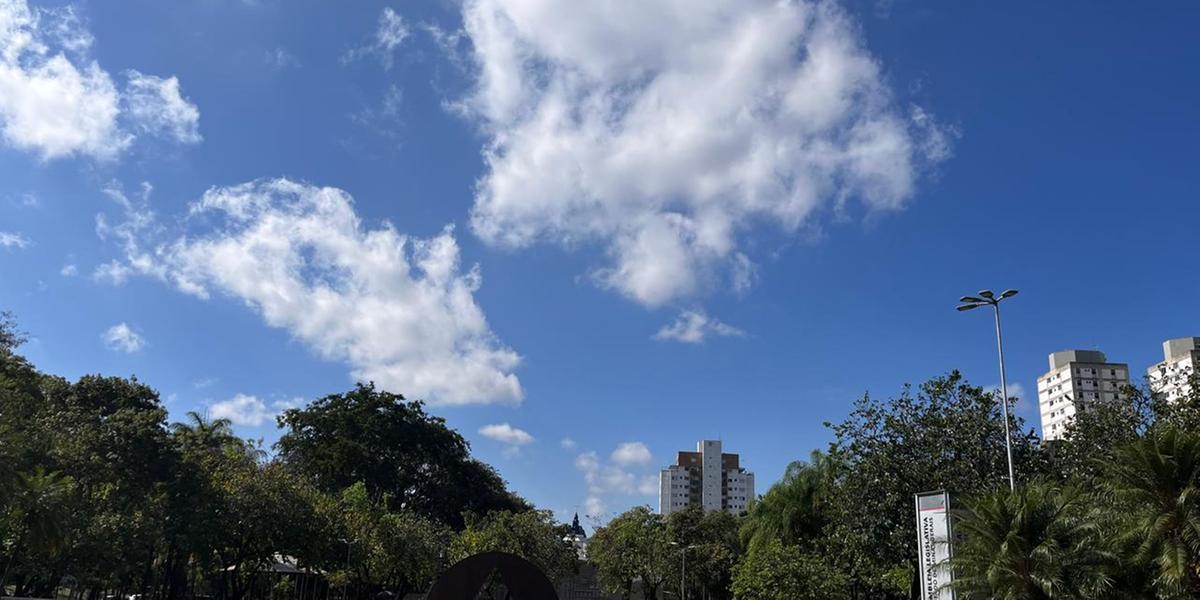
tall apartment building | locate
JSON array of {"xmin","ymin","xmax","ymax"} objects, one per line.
[
  {"xmin": 1037, "ymin": 350, "xmax": 1129, "ymax": 441},
  {"xmin": 1148, "ymin": 337, "xmax": 1200, "ymax": 402},
  {"xmin": 659, "ymin": 440, "xmax": 755, "ymax": 516}
]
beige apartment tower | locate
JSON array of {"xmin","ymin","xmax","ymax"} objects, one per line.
[
  {"xmin": 1037, "ymin": 350, "xmax": 1129, "ymax": 441},
  {"xmin": 659, "ymin": 440, "xmax": 754, "ymax": 516}
]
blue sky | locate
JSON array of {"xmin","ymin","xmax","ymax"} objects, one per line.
[{"xmin": 1, "ymin": 0, "xmax": 1198, "ymax": 526}]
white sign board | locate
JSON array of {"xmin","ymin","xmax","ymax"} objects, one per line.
[{"xmin": 915, "ymin": 490, "xmax": 955, "ymax": 600}]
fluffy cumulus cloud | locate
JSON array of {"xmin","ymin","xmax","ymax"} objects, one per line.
[
  {"xmin": 479, "ymin": 422, "xmax": 535, "ymax": 445},
  {"xmin": 610, "ymin": 441, "xmax": 652, "ymax": 466},
  {"xmin": 575, "ymin": 442, "xmax": 659, "ymax": 519},
  {"xmin": 0, "ymin": 0, "xmax": 200, "ymax": 160},
  {"xmin": 653, "ymin": 309, "xmax": 744, "ymax": 344},
  {"xmin": 209, "ymin": 394, "xmax": 273, "ymax": 427},
  {"xmin": 208, "ymin": 393, "xmax": 302, "ymax": 427},
  {"xmin": 102, "ymin": 322, "xmax": 144, "ymax": 353},
  {"xmin": 99, "ymin": 178, "xmax": 522, "ymax": 405},
  {"xmin": 459, "ymin": 0, "xmax": 951, "ymax": 306}
]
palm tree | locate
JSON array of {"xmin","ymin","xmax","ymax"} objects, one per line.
[
  {"xmin": 171, "ymin": 410, "xmax": 237, "ymax": 451},
  {"xmin": 1106, "ymin": 428, "xmax": 1200, "ymax": 597},
  {"xmin": 950, "ymin": 481, "xmax": 1116, "ymax": 600},
  {"xmin": 0, "ymin": 467, "xmax": 75, "ymax": 593},
  {"xmin": 740, "ymin": 451, "xmax": 839, "ymax": 553}
]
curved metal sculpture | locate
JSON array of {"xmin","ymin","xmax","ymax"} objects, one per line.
[{"xmin": 425, "ymin": 552, "xmax": 559, "ymax": 600}]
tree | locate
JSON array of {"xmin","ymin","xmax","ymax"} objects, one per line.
[
  {"xmin": 336, "ymin": 482, "xmax": 450, "ymax": 599},
  {"xmin": 0, "ymin": 467, "xmax": 75, "ymax": 595},
  {"xmin": 1106, "ymin": 428, "xmax": 1200, "ymax": 597},
  {"xmin": 276, "ymin": 383, "xmax": 528, "ymax": 528},
  {"xmin": 588, "ymin": 507, "xmax": 673, "ymax": 600},
  {"xmin": 739, "ymin": 451, "xmax": 839, "ymax": 555},
  {"xmin": 824, "ymin": 372, "xmax": 1045, "ymax": 598},
  {"xmin": 449, "ymin": 509, "xmax": 577, "ymax": 589},
  {"xmin": 666, "ymin": 506, "xmax": 740, "ymax": 599},
  {"xmin": 951, "ymin": 482, "xmax": 1116, "ymax": 600},
  {"xmin": 1048, "ymin": 384, "xmax": 1153, "ymax": 483},
  {"xmin": 731, "ymin": 539, "xmax": 847, "ymax": 600}
]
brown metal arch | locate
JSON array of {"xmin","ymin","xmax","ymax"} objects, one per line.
[{"xmin": 425, "ymin": 552, "xmax": 559, "ymax": 600}]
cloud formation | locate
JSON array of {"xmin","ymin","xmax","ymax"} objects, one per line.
[
  {"xmin": 575, "ymin": 442, "xmax": 659, "ymax": 520},
  {"xmin": 344, "ymin": 7, "xmax": 409, "ymax": 69},
  {"xmin": 98, "ymin": 178, "xmax": 522, "ymax": 406},
  {"xmin": 0, "ymin": 0, "xmax": 200, "ymax": 160},
  {"xmin": 458, "ymin": 0, "xmax": 950, "ymax": 306},
  {"xmin": 123, "ymin": 71, "xmax": 201, "ymax": 144},
  {"xmin": 102, "ymin": 322, "xmax": 144, "ymax": 353},
  {"xmin": 653, "ymin": 310, "xmax": 744, "ymax": 344},
  {"xmin": 479, "ymin": 422, "xmax": 535, "ymax": 445},
  {"xmin": 208, "ymin": 394, "xmax": 300, "ymax": 427},
  {"xmin": 0, "ymin": 231, "xmax": 29, "ymax": 248},
  {"xmin": 610, "ymin": 441, "xmax": 652, "ymax": 466}
]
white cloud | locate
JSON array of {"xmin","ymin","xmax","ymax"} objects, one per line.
[
  {"xmin": 610, "ymin": 441, "xmax": 652, "ymax": 466},
  {"xmin": 60, "ymin": 263, "xmax": 77, "ymax": 276},
  {"xmin": 0, "ymin": 231, "xmax": 29, "ymax": 248},
  {"xmin": 210, "ymin": 393, "xmax": 272, "ymax": 427},
  {"xmin": 479, "ymin": 422, "xmax": 535, "ymax": 445},
  {"xmin": 93, "ymin": 259, "xmax": 132, "ymax": 284},
  {"xmin": 102, "ymin": 322, "xmax": 144, "ymax": 353},
  {"xmin": 123, "ymin": 71, "xmax": 202, "ymax": 144},
  {"xmin": 583, "ymin": 495, "xmax": 605, "ymax": 519},
  {"xmin": 98, "ymin": 178, "xmax": 522, "ymax": 406},
  {"xmin": 458, "ymin": 0, "xmax": 950, "ymax": 306},
  {"xmin": 653, "ymin": 310, "xmax": 744, "ymax": 344},
  {"xmin": 344, "ymin": 7, "xmax": 409, "ymax": 69},
  {"xmin": 573, "ymin": 442, "xmax": 659, "ymax": 518},
  {"xmin": 988, "ymin": 382, "xmax": 1027, "ymax": 402},
  {"xmin": 208, "ymin": 394, "xmax": 300, "ymax": 428},
  {"xmin": 560, "ymin": 437, "xmax": 576, "ymax": 449},
  {"xmin": 0, "ymin": 1, "xmax": 199, "ymax": 160}
]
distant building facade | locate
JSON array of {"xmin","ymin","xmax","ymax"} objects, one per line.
[
  {"xmin": 659, "ymin": 440, "xmax": 754, "ymax": 516},
  {"xmin": 1037, "ymin": 350, "xmax": 1130, "ymax": 441},
  {"xmin": 1148, "ymin": 337, "xmax": 1200, "ymax": 403}
]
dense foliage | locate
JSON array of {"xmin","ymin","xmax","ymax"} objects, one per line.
[{"xmin": 0, "ymin": 314, "xmax": 537, "ymax": 600}]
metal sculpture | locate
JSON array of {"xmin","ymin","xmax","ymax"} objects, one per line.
[{"xmin": 425, "ymin": 552, "xmax": 558, "ymax": 600}]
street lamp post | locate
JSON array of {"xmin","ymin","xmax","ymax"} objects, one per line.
[
  {"xmin": 340, "ymin": 538, "xmax": 356, "ymax": 600},
  {"xmin": 957, "ymin": 289, "xmax": 1019, "ymax": 491},
  {"xmin": 670, "ymin": 543, "xmax": 698, "ymax": 600}
]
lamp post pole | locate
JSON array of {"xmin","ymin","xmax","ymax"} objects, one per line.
[
  {"xmin": 670, "ymin": 543, "xmax": 697, "ymax": 600},
  {"xmin": 340, "ymin": 538, "xmax": 355, "ymax": 600},
  {"xmin": 958, "ymin": 289, "xmax": 1019, "ymax": 491}
]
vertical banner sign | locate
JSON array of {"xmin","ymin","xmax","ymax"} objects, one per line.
[{"xmin": 915, "ymin": 490, "xmax": 955, "ymax": 600}]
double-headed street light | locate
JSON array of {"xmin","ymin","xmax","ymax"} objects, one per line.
[{"xmin": 957, "ymin": 289, "xmax": 1019, "ymax": 491}]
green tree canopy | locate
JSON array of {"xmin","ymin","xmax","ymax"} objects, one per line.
[
  {"xmin": 449, "ymin": 509, "xmax": 577, "ymax": 584},
  {"xmin": 275, "ymin": 382, "xmax": 528, "ymax": 528},
  {"xmin": 824, "ymin": 371, "xmax": 1045, "ymax": 597},
  {"xmin": 589, "ymin": 506, "xmax": 673, "ymax": 600}
]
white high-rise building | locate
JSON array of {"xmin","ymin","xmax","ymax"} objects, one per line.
[
  {"xmin": 659, "ymin": 440, "xmax": 754, "ymax": 516},
  {"xmin": 1148, "ymin": 337, "xmax": 1200, "ymax": 403},
  {"xmin": 1037, "ymin": 350, "xmax": 1129, "ymax": 441}
]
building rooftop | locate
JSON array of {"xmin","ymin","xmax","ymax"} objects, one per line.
[
  {"xmin": 1163, "ymin": 337, "xmax": 1200, "ymax": 360},
  {"xmin": 1048, "ymin": 350, "xmax": 1109, "ymax": 370}
]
